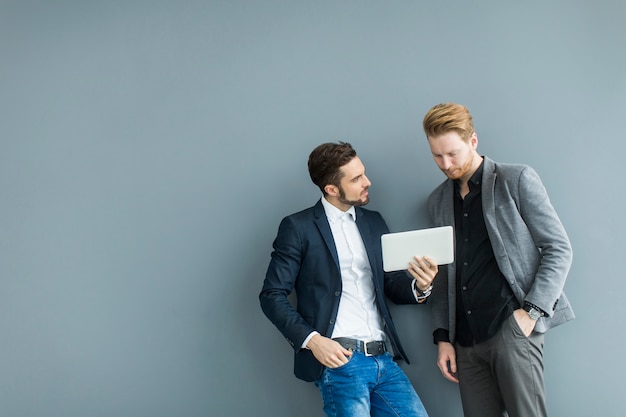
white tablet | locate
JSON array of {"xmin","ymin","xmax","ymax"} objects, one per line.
[{"xmin": 381, "ymin": 226, "xmax": 454, "ymax": 272}]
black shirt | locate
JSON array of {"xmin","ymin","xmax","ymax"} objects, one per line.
[{"xmin": 434, "ymin": 161, "xmax": 518, "ymax": 347}]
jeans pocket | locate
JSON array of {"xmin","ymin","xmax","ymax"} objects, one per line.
[{"xmin": 328, "ymin": 352, "xmax": 354, "ymax": 371}]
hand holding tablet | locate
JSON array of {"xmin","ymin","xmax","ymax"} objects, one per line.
[{"xmin": 381, "ymin": 226, "xmax": 454, "ymax": 272}]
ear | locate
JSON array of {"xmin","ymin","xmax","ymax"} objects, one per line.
[
  {"xmin": 324, "ymin": 184, "xmax": 339, "ymax": 196},
  {"xmin": 470, "ymin": 132, "xmax": 478, "ymax": 149}
]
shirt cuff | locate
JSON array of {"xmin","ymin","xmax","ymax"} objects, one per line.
[
  {"xmin": 433, "ymin": 328, "xmax": 450, "ymax": 345},
  {"xmin": 411, "ymin": 278, "xmax": 420, "ymax": 301},
  {"xmin": 302, "ymin": 331, "xmax": 320, "ymax": 349}
]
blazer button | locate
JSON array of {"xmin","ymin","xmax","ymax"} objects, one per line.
[
  {"xmin": 329, "ymin": 319, "xmax": 335, "ymax": 324},
  {"xmin": 335, "ymin": 291, "xmax": 340, "ymax": 296}
]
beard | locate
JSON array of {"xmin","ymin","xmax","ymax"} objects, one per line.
[
  {"xmin": 338, "ymin": 186, "xmax": 369, "ymax": 207},
  {"xmin": 442, "ymin": 154, "xmax": 476, "ymax": 181}
]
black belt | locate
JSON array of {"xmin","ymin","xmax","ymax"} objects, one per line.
[{"xmin": 333, "ymin": 337, "xmax": 387, "ymax": 356}]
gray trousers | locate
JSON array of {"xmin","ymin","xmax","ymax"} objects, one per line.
[{"xmin": 456, "ymin": 313, "xmax": 547, "ymax": 417}]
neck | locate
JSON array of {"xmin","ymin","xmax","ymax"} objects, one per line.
[
  {"xmin": 458, "ymin": 154, "xmax": 483, "ymax": 198},
  {"xmin": 324, "ymin": 195, "xmax": 352, "ymax": 212}
]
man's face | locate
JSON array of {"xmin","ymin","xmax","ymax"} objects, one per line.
[
  {"xmin": 332, "ymin": 156, "xmax": 371, "ymax": 210},
  {"xmin": 428, "ymin": 131, "xmax": 478, "ymax": 182}
]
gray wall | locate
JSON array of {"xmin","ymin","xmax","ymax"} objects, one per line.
[{"xmin": 1, "ymin": 1, "xmax": 624, "ymax": 416}]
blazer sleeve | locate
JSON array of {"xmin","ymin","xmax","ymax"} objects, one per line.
[
  {"xmin": 384, "ymin": 270, "xmax": 420, "ymax": 304},
  {"xmin": 427, "ymin": 184, "xmax": 454, "ymax": 336},
  {"xmin": 366, "ymin": 210, "xmax": 418, "ymax": 305},
  {"xmin": 514, "ymin": 166, "xmax": 573, "ymax": 315},
  {"xmin": 259, "ymin": 216, "xmax": 316, "ymax": 350}
]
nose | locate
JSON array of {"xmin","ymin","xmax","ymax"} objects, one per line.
[
  {"xmin": 363, "ymin": 174, "xmax": 372, "ymax": 187},
  {"xmin": 440, "ymin": 157, "xmax": 453, "ymax": 170}
]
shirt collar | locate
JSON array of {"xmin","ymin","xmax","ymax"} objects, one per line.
[
  {"xmin": 321, "ymin": 196, "xmax": 356, "ymax": 223},
  {"xmin": 454, "ymin": 158, "xmax": 485, "ymax": 191},
  {"xmin": 469, "ymin": 159, "xmax": 484, "ymax": 187}
]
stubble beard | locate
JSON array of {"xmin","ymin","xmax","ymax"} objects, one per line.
[
  {"xmin": 443, "ymin": 153, "xmax": 476, "ymax": 182},
  {"xmin": 338, "ymin": 187, "xmax": 369, "ymax": 207}
]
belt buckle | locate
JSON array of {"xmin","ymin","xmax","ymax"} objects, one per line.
[{"xmin": 363, "ymin": 341, "xmax": 376, "ymax": 357}]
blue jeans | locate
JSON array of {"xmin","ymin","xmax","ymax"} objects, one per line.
[{"xmin": 315, "ymin": 352, "xmax": 428, "ymax": 417}]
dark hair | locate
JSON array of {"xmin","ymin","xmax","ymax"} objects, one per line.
[{"xmin": 308, "ymin": 142, "xmax": 357, "ymax": 194}]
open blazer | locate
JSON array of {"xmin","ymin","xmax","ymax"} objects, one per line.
[
  {"xmin": 260, "ymin": 199, "xmax": 418, "ymax": 382},
  {"xmin": 427, "ymin": 156, "xmax": 574, "ymax": 343}
]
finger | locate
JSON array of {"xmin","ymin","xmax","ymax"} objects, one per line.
[
  {"xmin": 406, "ymin": 263, "xmax": 421, "ymax": 279},
  {"xmin": 414, "ymin": 257, "xmax": 436, "ymax": 278},
  {"xmin": 332, "ymin": 342, "xmax": 352, "ymax": 358},
  {"xmin": 439, "ymin": 366, "xmax": 457, "ymax": 382},
  {"xmin": 437, "ymin": 358, "xmax": 449, "ymax": 374},
  {"xmin": 330, "ymin": 353, "xmax": 350, "ymax": 368},
  {"xmin": 438, "ymin": 361, "xmax": 458, "ymax": 383},
  {"xmin": 409, "ymin": 259, "xmax": 428, "ymax": 277},
  {"xmin": 412, "ymin": 256, "xmax": 426, "ymax": 268},
  {"xmin": 437, "ymin": 361, "xmax": 447, "ymax": 375},
  {"xmin": 446, "ymin": 373, "xmax": 460, "ymax": 383},
  {"xmin": 446, "ymin": 360, "xmax": 459, "ymax": 383},
  {"xmin": 423, "ymin": 256, "xmax": 437, "ymax": 270}
]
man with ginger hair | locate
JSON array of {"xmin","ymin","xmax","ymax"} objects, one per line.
[{"xmin": 422, "ymin": 103, "xmax": 574, "ymax": 417}]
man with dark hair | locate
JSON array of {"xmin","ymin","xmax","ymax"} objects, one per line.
[
  {"xmin": 422, "ymin": 103, "xmax": 574, "ymax": 417},
  {"xmin": 260, "ymin": 142, "xmax": 436, "ymax": 417}
]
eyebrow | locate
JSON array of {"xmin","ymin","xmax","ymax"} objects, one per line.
[{"xmin": 432, "ymin": 149, "xmax": 458, "ymax": 157}]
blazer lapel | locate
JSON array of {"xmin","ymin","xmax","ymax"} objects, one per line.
[
  {"xmin": 354, "ymin": 208, "xmax": 383, "ymax": 285},
  {"xmin": 481, "ymin": 157, "xmax": 496, "ymax": 222},
  {"xmin": 481, "ymin": 157, "xmax": 509, "ymax": 261},
  {"xmin": 313, "ymin": 200, "xmax": 340, "ymax": 272},
  {"xmin": 441, "ymin": 180, "xmax": 456, "ymax": 226}
]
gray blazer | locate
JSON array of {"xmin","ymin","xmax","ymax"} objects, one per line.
[{"xmin": 427, "ymin": 156, "xmax": 574, "ymax": 342}]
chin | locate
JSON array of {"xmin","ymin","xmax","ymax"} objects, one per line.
[{"xmin": 443, "ymin": 170, "xmax": 460, "ymax": 180}]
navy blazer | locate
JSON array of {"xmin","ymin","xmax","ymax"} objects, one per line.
[{"xmin": 260, "ymin": 199, "xmax": 418, "ymax": 382}]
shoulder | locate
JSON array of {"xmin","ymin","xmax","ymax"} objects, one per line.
[
  {"xmin": 284, "ymin": 205, "xmax": 316, "ymax": 221},
  {"xmin": 427, "ymin": 179, "xmax": 451, "ymax": 203},
  {"xmin": 430, "ymin": 179, "xmax": 449, "ymax": 195},
  {"xmin": 275, "ymin": 203, "xmax": 321, "ymax": 233},
  {"xmin": 486, "ymin": 157, "xmax": 540, "ymax": 183},
  {"xmin": 281, "ymin": 199, "xmax": 324, "ymax": 221}
]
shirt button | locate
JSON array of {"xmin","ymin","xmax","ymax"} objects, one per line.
[
  {"xmin": 462, "ymin": 286, "xmax": 468, "ymax": 291},
  {"xmin": 467, "ymin": 310, "xmax": 472, "ymax": 315},
  {"xmin": 463, "ymin": 213, "xmax": 468, "ymax": 217}
]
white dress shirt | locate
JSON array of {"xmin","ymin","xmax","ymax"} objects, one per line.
[
  {"xmin": 301, "ymin": 197, "xmax": 387, "ymax": 349},
  {"xmin": 322, "ymin": 197, "xmax": 386, "ymax": 342}
]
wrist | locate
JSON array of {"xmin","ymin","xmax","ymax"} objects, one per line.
[
  {"xmin": 523, "ymin": 302, "xmax": 544, "ymax": 321},
  {"xmin": 413, "ymin": 280, "xmax": 432, "ymax": 301}
]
